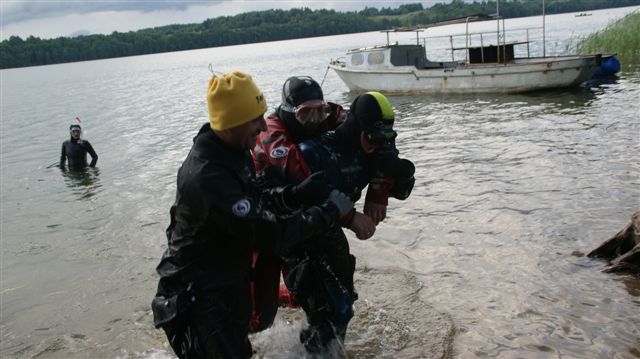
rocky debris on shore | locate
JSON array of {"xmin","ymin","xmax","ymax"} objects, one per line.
[{"xmin": 588, "ymin": 211, "xmax": 640, "ymax": 275}]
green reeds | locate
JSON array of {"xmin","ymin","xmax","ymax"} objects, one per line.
[{"xmin": 574, "ymin": 11, "xmax": 640, "ymax": 67}]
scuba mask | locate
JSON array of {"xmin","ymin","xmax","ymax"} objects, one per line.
[
  {"xmin": 364, "ymin": 119, "xmax": 397, "ymax": 147},
  {"xmin": 70, "ymin": 124, "xmax": 82, "ymax": 138},
  {"xmin": 351, "ymin": 91, "xmax": 397, "ymax": 148},
  {"xmin": 294, "ymin": 101, "xmax": 331, "ymax": 129}
]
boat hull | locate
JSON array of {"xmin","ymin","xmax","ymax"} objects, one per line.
[{"xmin": 330, "ymin": 55, "xmax": 600, "ymax": 94}]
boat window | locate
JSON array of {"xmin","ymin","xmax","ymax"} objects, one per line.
[
  {"xmin": 351, "ymin": 53, "xmax": 364, "ymax": 66},
  {"xmin": 390, "ymin": 45, "xmax": 426, "ymax": 68},
  {"xmin": 368, "ymin": 52, "xmax": 385, "ymax": 65}
]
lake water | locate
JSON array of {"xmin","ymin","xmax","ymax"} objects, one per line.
[{"xmin": 1, "ymin": 6, "xmax": 639, "ymax": 359}]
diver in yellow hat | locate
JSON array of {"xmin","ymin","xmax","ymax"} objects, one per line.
[{"xmin": 151, "ymin": 71, "xmax": 355, "ymax": 359}]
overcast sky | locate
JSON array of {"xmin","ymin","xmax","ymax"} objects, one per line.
[{"xmin": 0, "ymin": 0, "xmax": 456, "ymax": 40}]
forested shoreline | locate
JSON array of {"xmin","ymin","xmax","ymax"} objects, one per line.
[{"xmin": 2, "ymin": 0, "xmax": 639, "ymax": 69}]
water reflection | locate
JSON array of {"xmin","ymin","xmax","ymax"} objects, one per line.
[
  {"xmin": 522, "ymin": 87, "xmax": 598, "ymax": 108},
  {"xmin": 584, "ymin": 74, "xmax": 620, "ymax": 90},
  {"xmin": 388, "ymin": 86, "xmax": 598, "ymax": 109},
  {"xmin": 61, "ymin": 167, "xmax": 102, "ymax": 200}
]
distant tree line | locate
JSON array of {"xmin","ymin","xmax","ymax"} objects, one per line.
[
  {"xmin": 408, "ymin": 0, "xmax": 640, "ymax": 24},
  {"xmin": 1, "ymin": 0, "xmax": 638, "ymax": 69}
]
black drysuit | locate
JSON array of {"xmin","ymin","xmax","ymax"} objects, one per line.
[
  {"xmin": 151, "ymin": 123, "xmax": 343, "ymax": 359},
  {"xmin": 59, "ymin": 138, "xmax": 98, "ymax": 171},
  {"xmin": 286, "ymin": 114, "xmax": 415, "ymax": 352}
]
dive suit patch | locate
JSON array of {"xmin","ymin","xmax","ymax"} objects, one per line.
[
  {"xmin": 232, "ymin": 199, "xmax": 251, "ymax": 217},
  {"xmin": 269, "ymin": 146, "xmax": 289, "ymax": 159}
]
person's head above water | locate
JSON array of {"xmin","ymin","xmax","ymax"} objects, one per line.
[
  {"xmin": 280, "ymin": 76, "xmax": 331, "ymax": 133},
  {"xmin": 351, "ymin": 91, "xmax": 397, "ymax": 150},
  {"xmin": 69, "ymin": 124, "xmax": 81, "ymax": 140},
  {"xmin": 207, "ymin": 71, "xmax": 268, "ymax": 150},
  {"xmin": 332, "ymin": 91, "xmax": 397, "ymax": 154}
]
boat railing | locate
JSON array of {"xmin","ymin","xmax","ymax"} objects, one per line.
[{"xmin": 420, "ymin": 26, "xmax": 544, "ymax": 64}]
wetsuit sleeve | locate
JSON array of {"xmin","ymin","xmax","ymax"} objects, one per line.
[
  {"xmin": 273, "ymin": 201, "xmax": 345, "ymax": 256},
  {"xmin": 59, "ymin": 142, "xmax": 67, "ymax": 169},
  {"xmin": 254, "ymin": 116, "xmax": 313, "ymax": 182},
  {"xmin": 198, "ymin": 170, "xmax": 341, "ymax": 256},
  {"xmin": 83, "ymin": 141, "xmax": 98, "ymax": 167},
  {"xmin": 364, "ymin": 174, "xmax": 393, "ymax": 205},
  {"xmin": 365, "ymin": 142, "xmax": 404, "ymax": 204}
]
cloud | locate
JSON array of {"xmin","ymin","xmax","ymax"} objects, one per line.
[
  {"xmin": 1, "ymin": 0, "xmax": 451, "ymax": 25},
  {"xmin": 0, "ymin": 1, "xmax": 254, "ymax": 39},
  {"xmin": 0, "ymin": 1, "xmax": 453, "ymax": 40},
  {"xmin": 1, "ymin": 0, "xmax": 195, "ymax": 25}
]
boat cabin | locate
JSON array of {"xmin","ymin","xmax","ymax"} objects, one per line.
[
  {"xmin": 461, "ymin": 42, "xmax": 528, "ymax": 64},
  {"xmin": 344, "ymin": 44, "xmax": 457, "ymax": 71},
  {"xmin": 337, "ymin": 16, "xmax": 536, "ymax": 71},
  {"xmin": 343, "ymin": 40, "xmax": 524, "ymax": 71}
]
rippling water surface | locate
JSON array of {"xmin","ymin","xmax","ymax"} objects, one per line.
[{"xmin": 1, "ymin": 7, "xmax": 639, "ymax": 359}]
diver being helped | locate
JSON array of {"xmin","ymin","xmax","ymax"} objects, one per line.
[{"xmin": 252, "ymin": 76, "xmax": 416, "ymax": 355}]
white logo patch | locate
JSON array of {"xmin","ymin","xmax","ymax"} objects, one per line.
[
  {"xmin": 269, "ymin": 146, "xmax": 289, "ymax": 159},
  {"xmin": 231, "ymin": 199, "xmax": 251, "ymax": 217}
]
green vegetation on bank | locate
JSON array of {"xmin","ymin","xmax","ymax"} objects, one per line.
[
  {"xmin": 1, "ymin": 0, "xmax": 639, "ymax": 69},
  {"xmin": 575, "ymin": 11, "xmax": 640, "ymax": 66}
]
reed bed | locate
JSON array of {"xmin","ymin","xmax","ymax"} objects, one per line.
[{"xmin": 574, "ymin": 10, "xmax": 640, "ymax": 67}]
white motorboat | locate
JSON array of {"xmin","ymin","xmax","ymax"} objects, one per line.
[{"xmin": 329, "ymin": 14, "xmax": 603, "ymax": 94}]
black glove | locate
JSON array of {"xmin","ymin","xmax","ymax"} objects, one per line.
[
  {"xmin": 389, "ymin": 159, "xmax": 415, "ymax": 200},
  {"xmin": 284, "ymin": 171, "xmax": 330, "ymax": 209},
  {"xmin": 376, "ymin": 146, "xmax": 403, "ymax": 175},
  {"xmin": 379, "ymin": 148, "xmax": 414, "ymax": 176},
  {"xmin": 395, "ymin": 158, "xmax": 415, "ymax": 178}
]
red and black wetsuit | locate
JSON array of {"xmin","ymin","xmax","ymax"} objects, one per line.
[
  {"xmin": 251, "ymin": 105, "xmax": 393, "ymax": 350},
  {"xmin": 254, "ymin": 104, "xmax": 338, "ymax": 180}
]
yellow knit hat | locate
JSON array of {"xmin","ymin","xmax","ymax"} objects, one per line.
[{"xmin": 207, "ymin": 71, "xmax": 268, "ymax": 130}]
